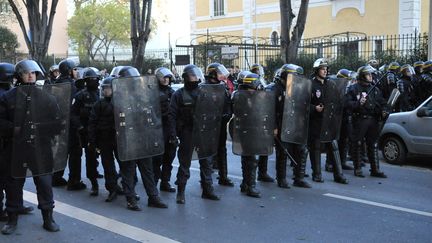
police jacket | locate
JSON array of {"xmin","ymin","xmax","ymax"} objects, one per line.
[
  {"xmin": 168, "ymin": 86, "xmax": 199, "ymax": 138},
  {"xmin": 309, "ymin": 77, "xmax": 327, "ymax": 121},
  {"xmin": 71, "ymin": 88, "xmax": 100, "ymax": 130},
  {"xmin": 345, "ymin": 82, "xmax": 387, "ymax": 119},
  {"xmin": 397, "ymin": 76, "xmax": 415, "ymax": 112},
  {"xmin": 159, "ymin": 84, "xmax": 175, "ymax": 125},
  {"xmin": 88, "ymin": 97, "xmax": 115, "ymax": 145},
  {"xmin": 204, "ymin": 79, "xmax": 233, "ymax": 123}
]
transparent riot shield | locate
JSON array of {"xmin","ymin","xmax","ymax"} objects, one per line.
[
  {"xmin": 320, "ymin": 77, "xmax": 349, "ymax": 142},
  {"xmin": 11, "ymin": 83, "xmax": 71, "ymax": 178},
  {"xmin": 191, "ymin": 84, "xmax": 225, "ymax": 160},
  {"xmin": 281, "ymin": 74, "xmax": 312, "ymax": 144},
  {"xmin": 112, "ymin": 76, "xmax": 164, "ymax": 161},
  {"xmin": 232, "ymin": 90, "xmax": 275, "ymax": 156}
]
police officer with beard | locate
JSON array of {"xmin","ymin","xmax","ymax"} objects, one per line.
[
  {"xmin": 308, "ymin": 58, "xmax": 348, "ymax": 184},
  {"xmin": 206, "ymin": 63, "xmax": 234, "ymax": 187},
  {"xmin": 0, "ymin": 60, "xmax": 60, "ymax": 234},
  {"xmin": 71, "ymin": 67, "xmax": 102, "ymax": 196},
  {"xmin": 169, "ymin": 64, "xmax": 220, "ymax": 204},
  {"xmin": 152, "ymin": 67, "xmax": 177, "ymax": 192},
  {"xmin": 397, "ymin": 64, "xmax": 416, "ymax": 112},
  {"xmin": 266, "ymin": 64, "xmax": 312, "ymax": 189},
  {"xmin": 88, "ymin": 77, "xmax": 123, "ymax": 202},
  {"xmin": 346, "ymin": 65, "xmax": 388, "ymax": 178}
]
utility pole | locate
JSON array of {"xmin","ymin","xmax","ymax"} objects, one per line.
[{"xmin": 428, "ymin": 0, "xmax": 432, "ymax": 59}]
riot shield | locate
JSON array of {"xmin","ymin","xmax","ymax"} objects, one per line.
[
  {"xmin": 232, "ymin": 90, "xmax": 275, "ymax": 156},
  {"xmin": 281, "ymin": 74, "xmax": 312, "ymax": 144},
  {"xmin": 112, "ymin": 76, "xmax": 164, "ymax": 161},
  {"xmin": 11, "ymin": 83, "xmax": 71, "ymax": 178},
  {"xmin": 320, "ymin": 77, "xmax": 349, "ymax": 142},
  {"xmin": 387, "ymin": 88, "xmax": 401, "ymax": 110},
  {"xmin": 192, "ymin": 84, "xmax": 225, "ymax": 160}
]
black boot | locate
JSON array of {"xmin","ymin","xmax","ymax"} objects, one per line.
[
  {"xmin": 218, "ymin": 156, "xmax": 234, "ymax": 187},
  {"xmin": 148, "ymin": 196, "xmax": 168, "ymax": 208},
  {"xmin": 105, "ymin": 190, "xmax": 118, "ymax": 202},
  {"xmin": 52, "ymin": 177, "xmax": 67, "ymax": 187},
  {"xmin": 257, "ymin": 156, "xmax": 274, "ymax": 182},
  {"xmin": 160, "ymin": 181, "xmax": 176, "ymax": 193},
  {"xmin": 245, "ymin": 159, "xmax": 260, "ymax": 198},
  {"xmin": 90, "ymin": 179, "xmax": 98, "ymax": 196},
  {"xmin": 352, "ymin": 141, "xmax": 365, "ymax": 177},
  {"xmin": 176, "ymin": 184, "xmax": 186, "ymax": 204},
  {"xmin": 276, "ymin": 154, "xmax": 289, "ymax": 188},
  {"xmin": 240, "ymin": 157, "xmax": 249, "ymax": 193},
  {"xmin": 1, "ymin": 212, "xmax": 17, "ymax": 235},
  {"xmin": 126, "ymin": 197, "xmax": 141, "ymax": 211},
  {"xmin": 42, "ymin": 209, "xmax": 60, "ymax": 232},
  {"xmin": 0, "ymin": 209, "xmax": 7, "ymax": 221},
  {"xmin": 293, "ymin": 147, "xmax": 312, "ymax": 188},
  {"xmin": 368, "ymin": 144, "xmax": 387, "ymax": 178},
  {"xmin": 277, "ymin": 178, "xmax": 290, "ymax": 189},
  {"xmin": 310, "ymin": 142, "xmax": 324, "ymax": 182},
  {"xmin": 201, "ymin": 184, "xmax": 220, "ymax": 200},
  {"xmin": 66, "ymin": 180, "xmax": 87, "ymax": 191},
  {"xmin": 330, "ymin": 141, "xmax": 349, "ymax": 184},
  {"xmin": 18, "ymin": 206, "xmax": 34, "ymax": 215},
  {"xmin": 339, "ymin": 137, "xmax": 354, "ymax": 170}
]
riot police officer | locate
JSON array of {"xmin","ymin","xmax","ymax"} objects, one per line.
[
  {"xmin": 250, "ymin": 63, "xmax": 275, "ymax": 183},
  {"xmin": 152, "ymin": 67, "xmax": 177, "ymax": 192},
  {"xmin": 412, "ymin": 61, "xmax": 424, "ymax": 106},
  {"xmin": 266, "ymin": 64, "xmax": 312, "ymax": 188},
  {"xmin": 55, "ymin": 58, "xmax": 85, "ymax": 189},
  {"xmin": 48, "ymin": 65, "xmax": 59, "ymax": 84},
  {"xmin": 169, "ymin": 64, "xmax": 220, "ymax": 204},
  {"xmin": 346, "ymin": 65, "xmax": 388, "ymax": 178},
  {"xmin": 380, "ymin": 62, "xmax": 400, "ymax": 99},
  {"xmin": 232, "ymin": 73, "xmax": 268, "ymax": 197},
  {"xmin": 397, "ymin": 64, "xmax": 415, "ymax": 112},
  {"xmin": 206, "ymin": 63, "xmax": 234, "ymax": 187},
  {"xmin": 0, "ymin": 60, "xmax": 60, "ymax": 234},
  {"xmin": 112, "ymin": 66, "xmax": 168, "ymax": 211},
  {"xmin": 420, "ymin": 60, "xmax": 432, "ymax": 103},
  {"xmin": 308, "ymin": 58, "xmax": 348, "ymax": 184},
  {"xmin": 87, "ymin": 77, "xmax": 123, "ymax": 202}
]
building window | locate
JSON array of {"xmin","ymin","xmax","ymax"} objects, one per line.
[
  {"xmin": 374, "ymin": 39, "xmax": 383, "ymax": 56},
  {"xmin": 0, "ymin": 1, "xmax": 11, "ymax": 13},
  {"xmin": 271, "ymin": 31, "xmax": 279, "ymax": 45},
  {"xmin": 213, "ymin": 0, "xmax": 225, "ymax": 17},
  {"xmin": 338, "ymin": 41, "xmax": 359, "ymax": 57}
]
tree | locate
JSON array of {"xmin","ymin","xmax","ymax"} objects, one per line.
[
  {"xmin": 130, "ymin": 0, "xmax": 152, "ymax": 72},
  {"xmin": 7, "ymin": 0, "xmax": 59, "ymax": 61},
  {"xmin": 0, "ymin": 25, "xmax": 18, "ymax": 61},
  {"xmin": 279, "ymin": 0, "xmax": 309, "ymax": 63},
  {"xmin": 68, "ymin": 1, "xmax": 130, "ymax": 63}
]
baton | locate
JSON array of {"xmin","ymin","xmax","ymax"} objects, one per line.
[
  {"xmin": 366, "ymin": 71, "xmax": 388, "ymax": 96},
  {"xmin": 274, "ymin": 136, "xmax": 298, "ymax": 166}
]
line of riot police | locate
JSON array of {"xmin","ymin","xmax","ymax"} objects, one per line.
[{"xmin": 2, "ymin": 56, "xmax": 431, "ymax": 235}]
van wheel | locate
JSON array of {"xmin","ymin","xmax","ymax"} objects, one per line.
[{"xmin": 382, "ymin": 136, "xmax": 406, "ymax": 165}]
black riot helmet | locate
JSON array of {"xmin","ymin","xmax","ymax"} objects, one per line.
[
  {"xmin": 388, "ymin": 62, "xmax": 400, "ymax": 73},
  {"xmin": 0, "ymin": 62, "xmax": 15, "ymax": 84},
  {"xmin": 14, "ymin": 59, "xmax": 44, "ymax": 83},
  {"xmin": 400, "ymin": 64, "xmax": 414, "ymax": 77},
  {"xmin": 236, "ymin": 70, "xmax": 251, "ymax": 85},
  {"xmin": 182, "ymin": 64, "xmax": 204, "ymax": 83},
  {"xmin": 423, "ymin": 60, "xmax": 432, "ymax": 73},
  {"xmin": 357, "ymin": 65, "xmax": 375, "ymax": 83},
  {"xmin": 239, "ymin": 73, "xmax": 263, "ymax": 90},
  {"xmin": 250, "ymin": 63, "xmax": 264, "ymax": 76},
  {"xmin": 59, "ymin": 58, "xmax": 78, "ymax": 77},
  {"xmin": 100, "ymin": 76, "xmax": 114, "ymax": 98},
  {"xmin": 110, "ymin": 66, "xmax": 124, "ymax": 77},
  {"xmin": 155, "ymin": 67, "xmax": 174, "ymax": 85},
  {"xmin": 413, "ymin": 61, "xmax": 424, "ymax": 74},
  {"xmin": 81, "ymin": 67, "xmax": 100, "ymax": 90},
  {"xmin": 279, "ymin": 64, "xmax": 304, "ymax": 86},
  {"xmin": 118, "ymin": 66, "xmax": 140, "ymax": 78},
  {"xmin": 206, "ymin": 62, "xmax": 229, "ymax": 82},
  {"xmin": 336, "ymin": 69, "xmax": 352, "ymax": 79}
]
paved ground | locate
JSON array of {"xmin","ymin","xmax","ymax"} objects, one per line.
[{"xmin": 1, "ymin": 147, "xmax": 431, "ymax": 243}]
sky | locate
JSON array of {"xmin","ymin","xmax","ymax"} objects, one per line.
[{"xmin": 67, "ymin": 0, "xmax": 191, "ymax": 50}]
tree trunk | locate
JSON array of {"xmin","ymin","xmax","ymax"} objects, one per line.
[
  {"xmin": 8, "ymin": 0, "xmax": 59, "ymax": 61},
  {"xmin": 130, "ymin": 0, "xmax": 152, "ymax": 72},
  {"xmin": 279, "ymin": 0, "xmax": 309, "ymax": 63}
]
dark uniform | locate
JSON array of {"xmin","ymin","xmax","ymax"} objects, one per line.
[
  {"xmin": 70, "ymin": 68, "xmax": 101, "ymax": 195},
  {"xmin": 412, "ymin": 61, "xmax": 424, "ymax": 107},
  {"xmin": 265, "ymin": 64, "xmax": 312, "ymax": 189},
  {"xmin": 397, "ymin": 65, "xmax": 415, "ymax": 112},
  {"xmin": 206, "ymin": 63, "xmax": 234, "ymax": 187},
  {"xmin": 346, "ymin": 65, "xmax": 388, "ymax": 178},
  {"xmin": 308, "ymin": 58, "xmax": 348, "ymax": 184},
  {"xmin": 0, "ymin": 60, "xmax": 59, "ymax": 235},
  {"xmin": 419, "ymin": 61, "xmax": 432, "ymax": 103},
  {"xmin": 169, "ymin": 64, "xmax": 220, "ymax": 204},
  {"xmin": 88, "ymin": 77, "xmax": 122, "ymax": 202},
  {"xmin": 152, "ymin": 67, "xmax": 177, "ymax": 192},
  {"xmin": 379, "ymin": 62, "xmax": 400, "ymax": 100}
]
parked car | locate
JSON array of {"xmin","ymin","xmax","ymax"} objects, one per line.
[{"xmin": 379, "ymin": 96, "xmax": 432, "ymax": 165}]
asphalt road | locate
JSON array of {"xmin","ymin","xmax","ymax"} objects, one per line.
[{"xmin": 2, "ymin": 147, "xmax": 431, "ymax": 243}]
